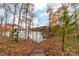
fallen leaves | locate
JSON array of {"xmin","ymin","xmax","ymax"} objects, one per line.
[
  {"xmin": 0, "ymin": 37, "xmax": 37, "ymax": 56},
  {"xmin": 40, "ymin": 38, "xmax": 61, "ymax": 56}
]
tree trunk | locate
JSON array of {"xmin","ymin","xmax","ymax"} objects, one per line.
[
  {"xmin": 4, "ymin": 8, "xmax": 8, "ymax": 37},
  {"xmin": 62, "ymin": 32, "xmax": 65, "ymax": 52},
  {"xmin": 28, "ymin": 19, "xmax": 31, "ymax": 39},
  {"xmin": 0, "ymin": 17, "xmax": 3, "ymax": 36},
  {"xmin": 3, "ymin": 4, "xmax": 7, "ymax": 37},
  {"xmin": 17, "ymin": 3, "xmax": 23, "ymax": 38},
  {"xmin": 31, "ymin": 21, "xmax": 34, "ymax": 40},
  {"xmin": 25, "ymin": 10, "xmax": 28, "ymax": 39},
  {"xmin": 13, "ymin": 5, "xmax": 16, "ymax": 31},
  {"xmin": 74, "ymin": 6, "xmax": 78, "ymax": 33},
  {"xmin": 25, "ymin": 4, "xmax": 30, "ymax": 39},
  {"xmin": 27, "ymin": 21, "xmax": 30, "ymax": 39}
]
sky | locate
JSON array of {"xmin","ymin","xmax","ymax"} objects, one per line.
[
  {"xmin": 0, "ymin": 3, "xmax": 62, "ymax": 27},
  {"xmin": 33, "ymin": 3, "xmax": 61, "ymax": 27},
  {"xmin": 33, "ymin": 3, "xmax": 48, "ymax": 27},
  {"xmin": 0, "ymin": 3, "xmax": 79, "ymax": 28}
]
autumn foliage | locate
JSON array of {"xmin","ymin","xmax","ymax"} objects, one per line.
[{"xmin": 0, "ymin": 37, "xmax": 37, "ymax": 56}]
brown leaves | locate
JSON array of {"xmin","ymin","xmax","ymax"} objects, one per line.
[
  {"xmin": 0, "ymin": 38, "xmax": 37, "ymax": 56},
  {"xmin": 40, "ymin": 38, "xmax": 62, "ymax": 56}
]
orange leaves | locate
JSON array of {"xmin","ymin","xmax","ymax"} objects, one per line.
[
  {"xmin": 40, "ymin": 38, "xmax": 61, "ymax": 55},
  {"xmin": 0, "ymin": 38, "xmax": 37, "ymax": 56}
]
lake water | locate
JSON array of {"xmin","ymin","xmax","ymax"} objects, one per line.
[
  {"xmin": 19, "ymin": 31, "xmax": 43, "ymax": 42},
  {"xmin": 5, "ymin": 31, "xmax": 45, "ymax": 42}
]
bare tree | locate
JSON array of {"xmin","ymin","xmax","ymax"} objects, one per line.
[
  {"xmin": 17, "ymin": 3, "xmax": 24, "ymax": 38},
  {"xmin": 47, "ymin": 3, "xmax": 53, "ymax": 38},
  {"xmin": 12, "ymin": 4, "xmax": 18, "ymax": 31},
  {"xmin": 23, "ymin": 3, "xmax": 34, "ymax": 39},
  {"xmin": 3, "ymin": 4, "xmax": 8, "ymax": 37},
  {"xmin": 24, "ymin": 3, "xmax": 30, "ymax": 39},
  {"xmin": 71, "ymin": 3, "xmax": 79, "ymax": 33},
  {"xmin": 0, "ymin": 17, "xmax": 4, "ymax": 36}
]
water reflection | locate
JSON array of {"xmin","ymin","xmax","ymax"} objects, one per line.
[{"xmin": 19, "ymin": 31, "xmax": 43, "ymax": 42}]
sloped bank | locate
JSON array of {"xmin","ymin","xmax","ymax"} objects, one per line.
[
  {"xmin": 39, "ymin": 37, "xmax": 78, "ymax": 56},
  {"xmin": 0, "ymin": 37, "xmax": 37, "ymax": 56},
  {"xmin": 39, "ymin": 38, "xmax": 63, "ymax": 56}
]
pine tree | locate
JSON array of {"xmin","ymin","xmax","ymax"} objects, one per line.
[{"xmin": 58, "ymin": 4, "xmax": 75, "ymax": 51}]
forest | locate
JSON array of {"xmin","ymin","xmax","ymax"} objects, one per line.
[{"xmin": 0, "ymin": 3, "xmax": 79, "ymax": 56}]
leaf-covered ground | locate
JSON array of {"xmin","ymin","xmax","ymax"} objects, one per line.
[
  {"xmin": 0, "ymin": 37, "xmax": 37, "ymax": 56},
  {"xmin": 0, "ymin": 35, "xmax": 79, "ymax": 56},
  {"xmin": 40, "ymin": 36, "xmax": 79, "ymax": 56}
]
